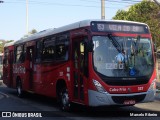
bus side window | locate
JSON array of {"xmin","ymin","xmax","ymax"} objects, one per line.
[
  {"xmin": 42, "ymin": 37, "xmax": 56, "ymax": 61},
  {"xmin": 35, "ymin": 40, "xmax": 42, "ymax": 62},
  {"xmin": 3, "ymin": 49, "xmax": 9, "ymax": 65},
  {"xmin": 56, "ymin": 34, "xmax": 69, "ymax": 61},
  {"xmin": 19, "ymin": 52, "xmax": 25, "ymax": 62},
  {"xmin": 16, "ymin": 45, "xmax": 25, "ymax": 63},
  {"xmin": 80, "ymin": 42, "xmax": 84, "ymax": 72},
  {"xmin": 56, "ymin": 44, "xmax": 68, "ymax": 60}
]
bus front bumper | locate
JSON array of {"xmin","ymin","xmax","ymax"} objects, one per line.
[{"xmin": 88, "ymin": 89, "xmax": 156, "ymax": 106}]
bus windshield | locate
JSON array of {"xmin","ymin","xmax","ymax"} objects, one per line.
[{"xmin": 93, "ymin": 36, "xmax": 154, "ymax": 77}]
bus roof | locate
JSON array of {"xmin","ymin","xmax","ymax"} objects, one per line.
[{"xmin": 14, "ymin": 19, "xmax": 148, "ymax": 45}]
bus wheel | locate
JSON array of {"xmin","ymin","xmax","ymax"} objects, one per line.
[
  {"xmin": 16, "ymin": 80, "xmax": 23, "ymax": 97},
  {"xmin": 60, "ymin": 87, "xmax": 71, "ymax": 111}
]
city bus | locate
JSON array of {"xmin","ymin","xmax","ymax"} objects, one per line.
[{"xmin": 3, "ymin": 20, "xmax": 156, "ymax": 111}]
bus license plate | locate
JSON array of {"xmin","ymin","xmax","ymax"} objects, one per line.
[{"xmin": 124, "ymin": 100, "xmax": 135, "ymax": 105}]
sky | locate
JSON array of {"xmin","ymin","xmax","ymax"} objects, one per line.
[{"xmin": 0, "ymin": 0, "xmax": 142, "ymax": 40}]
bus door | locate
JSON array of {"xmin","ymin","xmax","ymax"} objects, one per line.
[
  {"xmin": 72, "ymin": 38, "xmax": 88, "ymax": 103},
  {"xmin": 26, "ymin": 46, "xmax": 34, "ymax": 90}
]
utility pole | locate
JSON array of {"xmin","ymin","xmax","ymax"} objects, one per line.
[
  {"xmin": 101, "ymin": 0, "xmax": 105, "ymax": 20},
  {"xmin": 26, "ymin": 0, "xmax": 29, "ymax": 34}
]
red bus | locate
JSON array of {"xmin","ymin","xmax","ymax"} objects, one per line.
[{"xmin": 3, "ymin": 20, "xmax": 156, "ymax": 110}]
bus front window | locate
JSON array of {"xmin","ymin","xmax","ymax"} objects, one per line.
[{"xmin": 93, "ymin": 36, "xmax": 154, "ymax": 77}]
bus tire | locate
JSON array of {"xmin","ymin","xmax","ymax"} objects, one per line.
[
  {"xmin": 60, "ymin": 87, "xmax": 71, "ymax": 111},
  {"xmin": 16, "ymin": 79, "xmax": 23, "ymax": 97}
]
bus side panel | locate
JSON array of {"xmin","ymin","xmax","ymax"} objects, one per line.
[{"xmin": 32, "ymin": 62, "xmax": 70, "ymax": 98}]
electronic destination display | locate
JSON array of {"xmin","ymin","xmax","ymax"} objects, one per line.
[{"xmin": 91, "ymin": 21, "xmax": 149, "ymax": 33}]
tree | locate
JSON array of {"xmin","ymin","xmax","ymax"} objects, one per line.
[
  {"xmin": 113, "ymin": 0, "xmax": 160, "ymax": 47},
  {"xmin": 6, "ymin": 40, "xmax": 14, "ymax": 43},
  {"xmin": 0, "ymin": 40, "xmax": 14, "ymax": 53},
  {"xmin": 29, "ymin": 29, "xmax": 37, "ymax": 34},
  {"xmin": 0, "ymin": 40, "xmax": 5, "ymax": 53},
  {"xmin": 22, "ymin": 29, "xmax": 38, "ymax": 39}
]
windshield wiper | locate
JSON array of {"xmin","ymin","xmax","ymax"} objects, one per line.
[
  {"xmin": 132, "ymin": 35, "xmax": 141, "ymax": 55},
  {"xmin": 135, "ymin": 35, "xmax": 141, "ymax": 54},
  {"xmin": 107, "ymin": 34, "xmax": 122, "ymax": 53}
]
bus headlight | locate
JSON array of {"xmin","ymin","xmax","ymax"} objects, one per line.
[
  {"xmin": 148, "ymin": 79, "xmax": 156, "ymax": 91},
  {"xmin": 93, "ymin": 79, "xmax": 107, "ymax": 93}
]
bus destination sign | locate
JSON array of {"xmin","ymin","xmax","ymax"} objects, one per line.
[{"xmin": 91, "ymin": 21, "xmax": 149, "ymax": 33}]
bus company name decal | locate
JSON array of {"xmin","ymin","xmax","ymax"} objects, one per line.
[
  {"xmin": 109, "ymin": 87, "xmax": 127, "ymax": 92},
  {"xmin": 13, "ymin": 66, "xmax": 26, "ymax": 74}
]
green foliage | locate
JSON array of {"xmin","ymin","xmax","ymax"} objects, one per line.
[
  {"xmin": 0, "ymin": 40, "xmax": 14, "ymax": 53},
  {"xmin": 29, "ymin": 29, "xmax": 37, "ymax": 34},
  {"xmin": 6, "ymin": 40, "xmax": 14, "ymax": 43},
  {"xmin": 113, "ymin": 0, "xmax": 160, "ymax": 47},
  {"xmin": 22, "ymin": 29, "xmax": 38, "ymax": 39},
  {"xmin": 113, "ymin": 10, "xmax": 128, "ymax": 20}
]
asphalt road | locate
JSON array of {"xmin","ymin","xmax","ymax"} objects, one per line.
[{"xmin": 0, "ymin": 83, "xmax": 160, "ymax": 120}]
